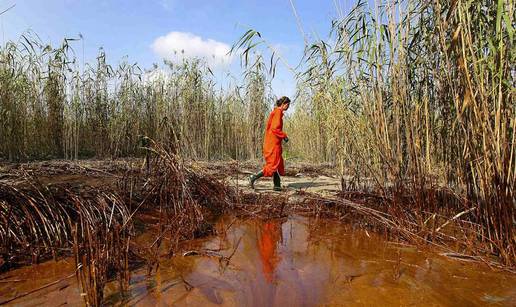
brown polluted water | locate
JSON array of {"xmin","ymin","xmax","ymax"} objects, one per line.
[{"xmin": 1, "ymin": 215, "xmax": 515, "ymax": 306}]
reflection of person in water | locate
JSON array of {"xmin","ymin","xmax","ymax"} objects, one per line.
[{"xmin": 258, "ymin": 221, "xmax": 282, "ymax": 283}]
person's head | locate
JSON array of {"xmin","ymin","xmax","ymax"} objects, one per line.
[{"xmin": 275, "ymin": 96, "xmax": 291, "ymax": 111}]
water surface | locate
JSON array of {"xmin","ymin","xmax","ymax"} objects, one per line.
[{"xmin": 1, "ymin": 215, "xmax": 515, "ymax": 306}]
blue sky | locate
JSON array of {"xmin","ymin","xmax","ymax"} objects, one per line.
[{"xmin": 1, "ymin": 0, "xmax": 354, "ymax": 96}]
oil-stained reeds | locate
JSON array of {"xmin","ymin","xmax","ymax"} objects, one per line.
[
  {"xmin": 73, "ymin": 219, "xmax": 131, "ymax": 306},
  {"xmin": 0, "ymin": 143, "xmax": 240, "ymax": 303},
  {"xmin": 0, "ymin": 173, "xmax": 132, "ymax": 305},
  {"xmin": 0, "ymin": 175, "xmax": 127, "ymax": 265},
  {"xmin": 140, "ymin": 142, "xmax": 233, "ymax": 249}
]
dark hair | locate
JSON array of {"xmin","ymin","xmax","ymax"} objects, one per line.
[{"xmin": 275, "ymin": 96, "xmax": 291, "ymax": 107}]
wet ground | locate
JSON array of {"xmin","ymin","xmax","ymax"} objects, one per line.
[
  {"xmin": 2, "ymin": 214, "xmax": 515, "ymax": 306},
  {"xmin": 232, "ymin": 173, "xmax": 341, "ymax": 196},
  {"xmin": 0, "ymin": 159, "xmax": 343, "ymax": 195}
]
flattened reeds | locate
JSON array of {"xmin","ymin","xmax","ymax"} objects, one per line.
[
  {"xmin": 0, "ymin": 174, "xmax": 130, "ymax": 265},
  {"xmin": 0, "ymin": 148, "xmax": 237, "ymax": 303},
  {"xmin": 0, "ymin": 177, "xmax": 72, "ymax": 265},
  {"xmin": 0, "ymin": 172, "xmax": 132, "ymax": 305}
]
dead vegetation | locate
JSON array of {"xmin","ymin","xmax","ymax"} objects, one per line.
[{"xmin": 1, "ymin": 141, "xmax": 515, "ymax": 304}]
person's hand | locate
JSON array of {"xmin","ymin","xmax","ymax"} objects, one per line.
[{"xmin": 284, "ymin": 136, "xmax": 289, "ymax": 143}]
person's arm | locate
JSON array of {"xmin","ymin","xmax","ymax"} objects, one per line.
[{"xmin": 270, "ymin": 110, "xmax": 287, "ymax": 139}]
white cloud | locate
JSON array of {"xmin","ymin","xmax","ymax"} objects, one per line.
[
  {"xmin": 151, "ymin": 32, "xmax": 231, "ymax": 69},
  {"xmin": 159, "ymin": 0, "xmax": 174, "ymax": 11}
]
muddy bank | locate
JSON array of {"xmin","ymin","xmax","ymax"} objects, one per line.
[{"xmin": 1, "ymin": 214, "xmax": 515, "ymax": 306}]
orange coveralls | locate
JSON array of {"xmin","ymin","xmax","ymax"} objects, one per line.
[
  {"xmin": 258, "ymin": 221, "xmax": 281, "ymax": 283},
  {"xmin": 262, "ymin": 107, "xmax": 287, "ymax": 177}
]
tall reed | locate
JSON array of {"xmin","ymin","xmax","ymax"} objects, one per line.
[
  {"xmin": 0, "ymin": 33, "xmax": 272, "ymax": 161},
  {"xmin": 284, "ymin": 0, "xmax": 515, "ymax": 264}
]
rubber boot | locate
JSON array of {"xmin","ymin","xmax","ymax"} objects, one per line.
[
  {"xmin": 249, "ymin": 171, "xmax": 264, "ymax": 189},
  {"xmin": 273, "ymin": 171, "xmax": 282, "ymax": 191}
]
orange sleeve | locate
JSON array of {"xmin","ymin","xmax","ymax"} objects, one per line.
[{"xmin": 270, "ymin": 109, "xmax": 287, "ymax": 139}]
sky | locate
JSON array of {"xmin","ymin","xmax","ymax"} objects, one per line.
[{"xmin": 0, "ymin": 0, "xmax": 354, "ymax": 97}]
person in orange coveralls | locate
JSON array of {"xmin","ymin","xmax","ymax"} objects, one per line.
[
  {"xmin": 257, "ymin": 221, "xmax": 281, "ymax": 283},
  {"xmin": 249, "ymin": 96, "xmax": 290, "ymax": 191}
]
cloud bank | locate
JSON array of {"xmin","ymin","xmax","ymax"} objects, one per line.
[{"xmin": 151, "ymin": 31, "xmax": 231, "ymax": 69}]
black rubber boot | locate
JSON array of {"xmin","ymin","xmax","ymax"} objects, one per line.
[
  {"xmin": 273, "ymin": 171, "xmax": 281, "ymax": 191},
  {"xmin": 249, "ymin": 171, "xmax": 264, "ymax": 189}
]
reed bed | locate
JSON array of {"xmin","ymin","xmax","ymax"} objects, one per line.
[
  {"xmin": 0, "ymin": 0, "xmax": 514, "ymax": 293},
  {"xmin": 0, "ymin": 32, "xmax": 271, "ymax": 161},
  {"xmin": 228, "ymin": 0, "xmax": 514, "ymax": 267},
  {"xmin": 281, "ymin": 0, "xmax": 515, "ymax": 266},
  {"xmin": 228, "ymin": 0, "xmax": 516, "ymax": 266}
]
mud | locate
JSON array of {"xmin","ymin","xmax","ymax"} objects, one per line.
[{"xmin": 232, "ymin": 174, "xmax": 341, "ymax": 196}]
